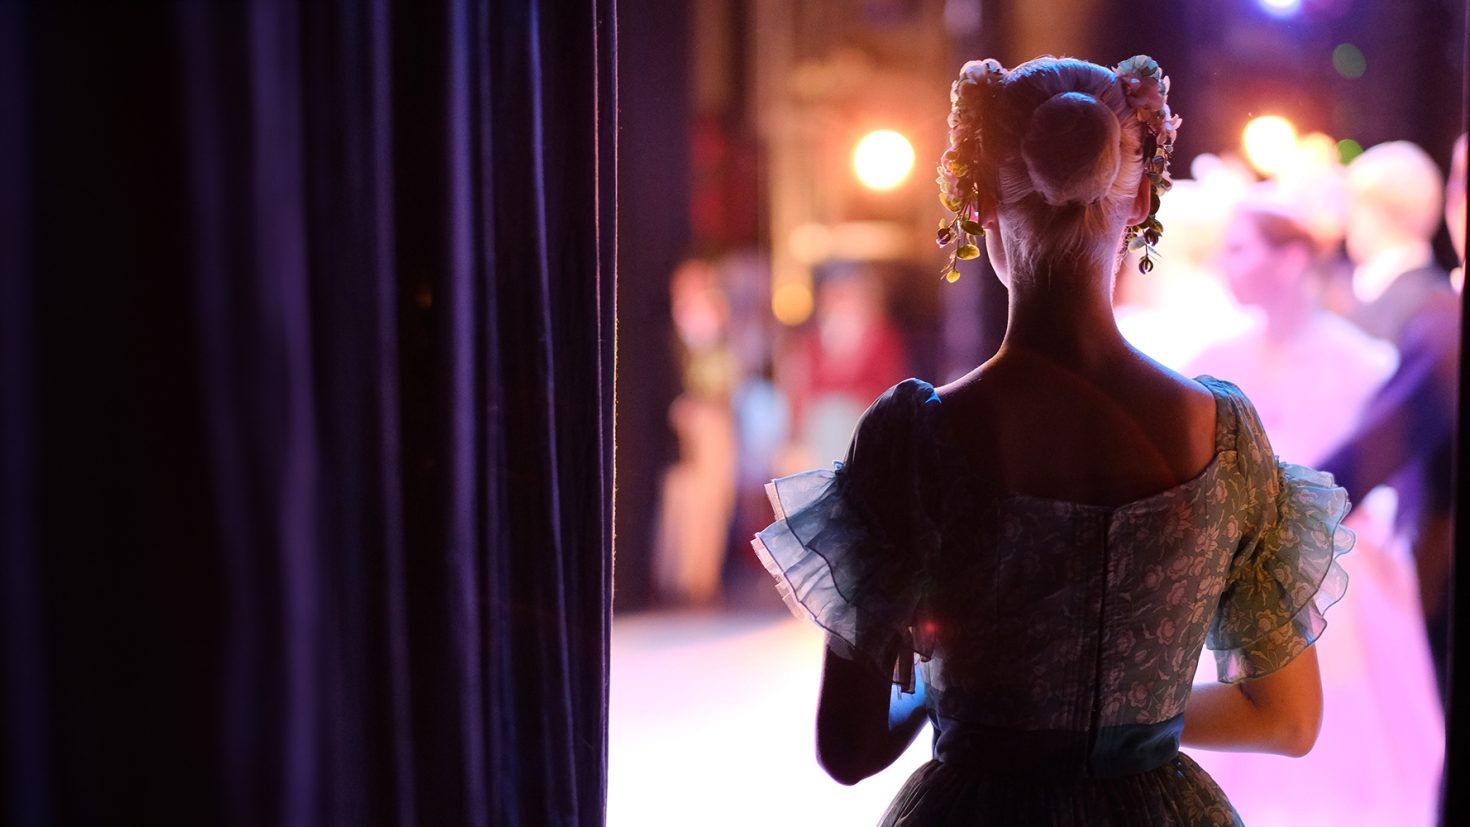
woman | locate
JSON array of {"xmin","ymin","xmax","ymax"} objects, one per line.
[
  {"xmin": 1191, "ymin": 199, "xmax": 1397, "ymax": 462},
  {"xmin": 1184, "ymin": 199, "xmax": 1440, "ymax": 825},
  {"xmin": 753, "ymin": 56, "xmax": 1351, "ymax": 825}
]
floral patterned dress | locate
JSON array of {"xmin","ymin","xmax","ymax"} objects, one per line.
[{"xmin": 753, "ymin": 377, "xmax": 1352, "ymax": 826}]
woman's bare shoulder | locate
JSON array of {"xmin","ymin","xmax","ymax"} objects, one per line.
[{"xmin": 1130, "ymin": 347, "xmax": 1218, "ymax": 423}]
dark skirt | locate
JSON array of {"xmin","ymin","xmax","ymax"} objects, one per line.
[{"xmin": 878, "ymin": 752, "xmax": 1243, "ymax": 826}]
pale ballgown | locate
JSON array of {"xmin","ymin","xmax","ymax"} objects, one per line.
[{"xmin": 1185, "ymin": 311, "xmax": 1443, "ymax": 827}]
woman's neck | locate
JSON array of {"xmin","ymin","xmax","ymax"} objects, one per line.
[{"xmin": 999, "ymin": 264, "xmax": 1129, "ymax": 362}]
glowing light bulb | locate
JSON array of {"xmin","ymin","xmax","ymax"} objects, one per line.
[
  {"xmin": 852, "ymin": 129, "xmax": 915, "ymax": 191},
  {"xmin": 1242, "ymin": 115, "xmax": 1299, "ymax": 177}
]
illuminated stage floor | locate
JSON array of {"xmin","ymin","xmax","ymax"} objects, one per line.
[
  {"xmin": 611, "ymin": 598, "xmax": 1442, "ymax": 826},
  {"xmin": 609, "ymin": 610, "xmax": 927, "ymax": 827}
]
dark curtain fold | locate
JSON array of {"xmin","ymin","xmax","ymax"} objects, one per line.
[{"xmin": 0, "ymin": 0, "xmax": 613, "ymax": 824}]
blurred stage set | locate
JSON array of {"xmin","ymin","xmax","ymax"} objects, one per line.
[{"xmin": 613, "ymin": 1, "xmax": 1465, "ymax": 825}]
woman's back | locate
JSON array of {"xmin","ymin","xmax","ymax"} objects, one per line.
[
  {"xmin": 752, "ymin": 53, "xmax": 1352, "ymax": 826},
  {"xmin": 938, "ymin": 349, "xmax": 1218, "ymax": 507}
]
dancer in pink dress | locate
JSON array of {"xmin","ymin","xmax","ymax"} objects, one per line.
[{"xmin": 1188, "ymin": 199, "xmax": 1441, "ymax": 826}]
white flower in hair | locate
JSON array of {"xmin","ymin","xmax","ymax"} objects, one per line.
[{"xmin": 1113, "ymin": 55, "xmax": 1183, "ymax": 274}]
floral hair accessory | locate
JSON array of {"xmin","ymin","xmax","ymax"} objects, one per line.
[
  {"xmin": 1113, "ymin": 55, "xmax": 1182, "ymax": 274},
  {"xmin": 935, "ymin": 58, "xmax": 1006, "ymax": 282}
]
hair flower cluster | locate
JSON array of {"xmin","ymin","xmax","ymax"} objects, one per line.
[
  {"xmin": 1113, "ymin": 55, "xmax": 1182, "ymax": 274},
  {"xmin": 936, "ymin": 58, "xmax": 1006, "ymax": 282},
  {"xmin": 934, "ymin": 55, "xmax": 1182, "ymax": 279}
]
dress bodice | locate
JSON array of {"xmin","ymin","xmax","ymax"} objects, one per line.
[
  {"xmin": 754, "ymin": 377, "xmax": 1351, "ymax": 787},
  {"xmin": 920, "ymin": 381, "xmax": 1239, "ymax": 741}
]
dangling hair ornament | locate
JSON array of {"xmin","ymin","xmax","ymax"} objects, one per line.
[
  {"xmin": 936, "ymin": 58, "xmax": 1007, "ymax": 282},
  {"xmin": 1113, "ymin": 55, "xmax": 1182, "ymax": 274}
]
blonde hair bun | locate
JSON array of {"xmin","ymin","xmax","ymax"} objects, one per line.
[{"xmin": 1020, "ymin": 91, "xmax": 1122, "ymax": 207}]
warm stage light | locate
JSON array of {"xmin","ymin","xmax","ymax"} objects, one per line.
[
  {"xmin": 852, "ymin": 129, "xmax": 915, "ymax": 191},
  {"xmin": 1242, "ymin": 115, "xmax": 1299, "ymax": 177},
  {"xmin": 771, "ymin": 281, "xmax": 814, "ymax": 326}
]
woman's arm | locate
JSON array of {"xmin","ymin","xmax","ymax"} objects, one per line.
[
  {"xmin": 814, "ymin": 636, "xmax": 929, "ymax": 785},
  {"xmin": 1181, "ymin": 645, "xmax": 1323, "ymax": 757}
]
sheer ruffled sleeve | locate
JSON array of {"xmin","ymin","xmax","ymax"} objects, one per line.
[
  {"xmin": 751, "ymin": 379, "xmax": 939, "ymax": 691},
  {"xmin": 1206, "ymin": 389, "xmax": 1354, "ymax": 683}
]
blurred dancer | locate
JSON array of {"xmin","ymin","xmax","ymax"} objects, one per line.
[
  {"xmin": 777, "ymin": 264, "xmax": 908, "ymax": 470},
  {"xmin": 1190, "ymin": 198, "xmax": 1396, "ymax": 460},
  {"xmin": 1319, "ymin": 141, "xmax": 1460, "ymax": 703},
  {"xmin": 1274, "ymin": 134, "xmax": 1359, "ymax": 324},
  {"xmin": 1187, "ymin": 199, "xmax": 1442, "ymax": 827},
  {"xmin": 655, "ymin": 258, "xmax": 739, "ymax": 607},
  {"xmin": 1114, "ymin": 169, "xmax": 1251, "ymax": 370},
  {"xmin": 1446, "ymin": 133, "xmax": 1467, "ymax": 290}
]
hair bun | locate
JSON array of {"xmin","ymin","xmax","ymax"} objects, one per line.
[{"xmin": 1020, "ymin": 91, "xmax": 1122, "ymax": 206}]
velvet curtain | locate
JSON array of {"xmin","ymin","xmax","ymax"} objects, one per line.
[{"xmin": 0, "ymin": 0, "xmax": 614, "ymax": 824}]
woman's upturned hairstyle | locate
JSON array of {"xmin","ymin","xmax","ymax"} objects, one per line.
[{"xmin": 937, "ymin": 55, "xmax": 1179, "ymax": 281}]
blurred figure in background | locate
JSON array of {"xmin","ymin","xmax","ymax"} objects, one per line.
[
  {"xmin": 777, "ymin": 263, "xmax": 909, "ymax": 471},
  {"xmin": 1189, "ymin": 196, "xmax": 1396, "ymax": 460},
  {"xmin": 1185, "ymin": 197, "xmax": 1442, "ymax": 827},
  {"xmin": 719, "ymin": 252, "xmax": 795, "ymax": 607},
  {"xmin": 1273, "ymin": 134, "xmax": 1359, "ymax": 322},
  {"xmin": 1446, "ymin": 133, "xmax": 1467, "ymax": 290},
  {"xmin": 655, "ymin": 257, "xmax": 740, "ymax": 607},
  {"xmin": 1114, "ymin": 161, "xmax": 1252, "ymax": 370},
  {"xmin": 725, "ymin": 357, "xmax": 791, "ymax": 607},
  {"xmin": 1342, "ymin": 141, "xmax": 1450, "ymax": 339},
  {"xmin": 1319, "ymin": 140, "xmax": 1460, "ymax": 704}
]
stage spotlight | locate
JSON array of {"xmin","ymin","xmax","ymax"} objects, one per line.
[
  {"xmin": 1257, "ymin": 0, "xmax": 1302, "ymax": 17},
  {"xmin": 853, "ymin": 129, "xmax": 915, "ymax": 191},
  {"xmin": 1243, "ymin": 115, "xmax": 1298, "ymax": 177}
]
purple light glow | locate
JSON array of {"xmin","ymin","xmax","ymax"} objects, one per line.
[{"xmin": 1258, "ymin": 0, "xmax": 1303, "ymax": 17}]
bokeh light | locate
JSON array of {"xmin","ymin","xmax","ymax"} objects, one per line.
[
  {"xmin": 852, "ymin": 129, "xmax": 915, "ymax": 191},
  {"xmin": 1242, "ymin": 115, "xmax": 1299, "ymax": 176},
  {"xmin": 1294, "ymin": 131, "xmax": 1334, "ymax": 163},
  {"xmin": 1337, "ymin": 138, "xmax": 1365, "ymax": 164},
  {"xmin": 771, "ymin": 281, "xmax": 814, "ymax": 326},
  {"xmin": 1332, "ymin": 43, "xmax": 1367, "ymax": 79},
  {"xmin": 1257, "ymin": 0, "xmax": 1302, "ymax": 16}
]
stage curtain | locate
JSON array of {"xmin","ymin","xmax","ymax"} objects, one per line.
[{"xmin": 0, "ymin": 1, "xmax": 614, "ymax": 825}]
